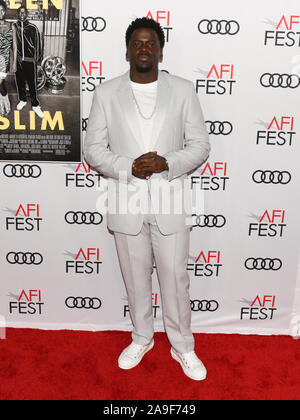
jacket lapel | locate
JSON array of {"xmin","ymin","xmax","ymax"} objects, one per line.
[
  {"xmin": 117, "ymin": 71, "xmax": 146, "ymax": 153},
  {"xmin": 149, "ymin": 71, "xmax": 170, "ymax": 151}
]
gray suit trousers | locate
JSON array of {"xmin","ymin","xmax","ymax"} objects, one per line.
[{"xmin": 113, "ymin": 210, "xmax": 195, "ymax": 354}]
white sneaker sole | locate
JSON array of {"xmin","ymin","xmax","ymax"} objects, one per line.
[
  {"xmin": 171, "ymin": 348, "xmax": 207, "ymax": 381},
  {"xmin": 32, "ymin": 109, "xmax": 44, "ymax": 119},
  {"xmin": 118, "ymin": 339, "xmax": 154, "ymax": 370},
  {"xmin": 17, "ymin": 102, "xmax": 27, "ymax": 111}
]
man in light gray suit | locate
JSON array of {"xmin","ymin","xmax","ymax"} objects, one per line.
[{"xmin": 84, "ymin": 18, "xmax": 210, "ymax": 381}]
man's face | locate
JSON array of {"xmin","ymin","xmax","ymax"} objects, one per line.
[
  {"xmin": 126, "ymin": 27, "xmax": 163, "ymax": 73},
  {"xmin": 18, "ymin": 7, "xmax": 28, "ymax": 21}
]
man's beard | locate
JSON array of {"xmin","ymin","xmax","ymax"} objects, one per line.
[{"xmin": 134, "ymin": 63, "xmax": 154, "ymax": 73}]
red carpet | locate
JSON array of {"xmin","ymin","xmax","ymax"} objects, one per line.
[{"xmin": 0, "ymin": 328, "xmax": 299, "ymax": 400}]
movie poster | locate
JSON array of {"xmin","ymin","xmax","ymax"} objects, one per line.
[{"xmin": 0, "ymin": 0, "xmax": 80, "ymax": 162}]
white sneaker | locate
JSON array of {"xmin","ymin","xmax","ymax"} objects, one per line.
[
  {"xmin": 32, "ymin": 106, "xmax": 44, "ymax": 119},
  {"xmin": 118, "ymin": 339, "xmax": 154, "ymax": 370},
  {"xmin": 17, "ymin": 101, "xmax": 27, "ymax": 111},
  {"xmin": 171, "ymin": 347, "xmax": 207, "ymax": 381}
]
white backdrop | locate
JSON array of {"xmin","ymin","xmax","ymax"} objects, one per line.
[{"xmin": 1, "ymin": 0, "xmax": 300, "ymax": 337}]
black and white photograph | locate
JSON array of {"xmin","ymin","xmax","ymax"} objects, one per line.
[{"xmin": 0, "ymin": 0, "xmax": 80, "ymax": 162}]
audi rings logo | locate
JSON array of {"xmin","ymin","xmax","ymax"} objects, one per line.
[
  {"xmin": 65, "ymin": 296, "xmax": 102, "ymax": 309},
  {"xmin": 82, "ymin": 118, "xmax": 88, "ymax": 132},
  {"xmin": 206, "ymin": 121, "xmax": 233, "ymax": 136},
  {"xmin": 81, "ymin": 17, "xmax": 106, "ymax": 32},
  {"xmin": 190, "ymin": 300, "xmax": 219, "ymax": 312},
  {"xmin": 3, "ymin": 164, "xmax": 41, "ymax": 178},
  {"xmin": 192, "ymin": 214, "xmax": 226, "ymax": 228},
  {"xmin": 6, "ymin": 252, "xmax": 43, "ymax": 265},
  {"xmin": 198, "ymin": 19, "xmax": 240, "ymax": 35},
  {"xmin": 252, "ymin": 170, "xmax": 291, "ymax": 184},
  {"xmin": 65, "ymin": 211, "xmax": 103, "ymax": 225},
  {"xmin": 260, "ymin": 73, "xmax": 300, "ymax": 88},
  {"xmin": 244, "ymin": 258, "xmax": 282, "ymax": 271}
]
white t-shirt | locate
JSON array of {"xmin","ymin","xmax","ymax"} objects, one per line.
[{"xmin": 131, "ymin": 80, "xmax": 157, "ymax": 151}]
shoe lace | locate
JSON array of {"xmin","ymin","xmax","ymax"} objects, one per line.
[
  {"xmin": 126, "ymin": 343, "xmax": 146, "ymax": 359},
  {"xmin": 181, "ymin": 351, "xmax": 202, "ymax": 369}
]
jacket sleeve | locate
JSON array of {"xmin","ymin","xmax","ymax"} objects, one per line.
[
  {"xmin": 35, "ymin": 26, "xmax": 42, "ymax": 62},
  {"xmin": 83, "ymin": 86, "xmax": 134, "ymax": 183},
  {"xmin": 10, "ymin": 24, "xmax": 17, "ymax": 72},
  {"xmin": 163, "ymin": 82, "xmax": 210, "ymax": 181}
]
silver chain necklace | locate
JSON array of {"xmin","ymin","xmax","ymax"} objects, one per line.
[{"xmin": 131, "ymin": 88, "xmax": 157, "ymax": 120}]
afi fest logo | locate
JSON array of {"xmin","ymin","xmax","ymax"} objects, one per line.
[
  {"xmin": 264, "ymin": 15, "xmax": 300, "ymax": 47},
  {"xmin": 256, "ymin": 115, "xmax": 295, "ymax": 147},
  {"xmin": 248, "ymin": 209, "xmax": 286, "ymax": 237},
  {"xmin": 82, "ymin": 60, "xmax": 105, "ymax": 92},
  {"xmin": 65, "ymin": 248, "xmax": 102, "ymax": 275},
  {"xmin": 187, "ymin": 251, "xmax": 222, "ymax": 277},
  {"xmin": 191, "ymin": 162, "xmax": 229, "ymax": 191},
  {"xmin": 65, "ymin": 162, "xmax": 102, "ymax": 188},
  {"xmin": 146, "ymin": 10, "xmax": 173, "ymax": 42},
  {"xmin": 5, "ymin": 203, "xmax": 42, "ymax": 231},
  {"xmin": 9, "ymin": 290, "xmax": 44, "ymax": 315},
  {"xmin": 241, "ymin": 295, "xmax": 277, "ymax": 320},
  {"xmin": 196, "ymin": 64, "xmax": 236, "ymax": 95}
]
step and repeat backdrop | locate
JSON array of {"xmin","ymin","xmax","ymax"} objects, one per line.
[{"xmin": 1, "ymin": 0, "xmax": 300, "ymax": 336}]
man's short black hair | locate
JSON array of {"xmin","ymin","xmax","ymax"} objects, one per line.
[{"xmin": 126, "ymin": 17, "xmax": 165, "ymax": 49}]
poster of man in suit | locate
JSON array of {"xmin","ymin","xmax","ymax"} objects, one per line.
[{"xmin": 0, "ymin": 0, "xmax": 80, "ymax": 162}]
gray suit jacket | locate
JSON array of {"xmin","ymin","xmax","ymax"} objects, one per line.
[{"xmin": 84, "ymin": 70, "xmax": 210, "ymax": 235}]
